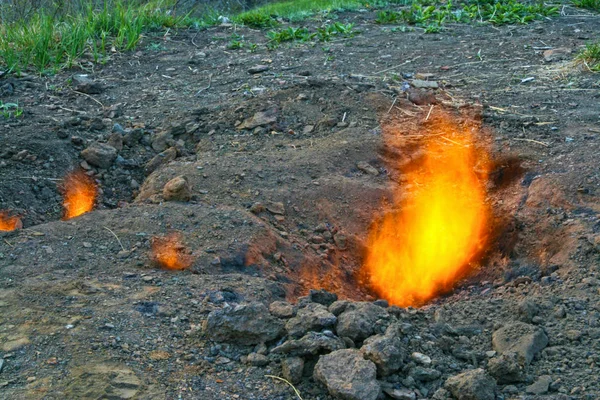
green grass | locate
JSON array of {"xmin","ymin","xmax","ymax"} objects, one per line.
[
  {"xmin": 0, "ymin": 0, "xmax": 215, "ymax": 74},
  {"xmin": 0, "ymin": 101, "xmax": 23, "ymax": 119},
  {"xmin": 572, "ymin": 0, "xmax": 600, "ymax": 11},
  {"xmin": 576, "ymin": 42, "xmax": 600, "ymax": 71}
]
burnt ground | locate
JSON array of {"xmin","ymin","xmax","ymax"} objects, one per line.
[{"xmin": 0, "ymin": 4, "xmax": 599, "ymax": 400}]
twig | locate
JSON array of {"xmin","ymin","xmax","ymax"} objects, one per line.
[
  {"xmin": 375, "ymin": 56, "xmax": 422, "ymax": 74},
  {"xmin": 71, "ymin": 90, "xmax": 105, "ymax": 109},
  {"xmin": 265, "ymin": 375, "xmax": 303, "ymax": 400},
  {"xmin": 386, "ymin": 97, "xmax": 397, "ymax": 115},
  {"xmin": 512, "ymin": 138, "xmax": 549, "ymax": 147},
  {"xmin": 19, "ymin": 176, "xmax": 62, "ymax": 181},
  {"xmin": 3, "ymin": 239, "xmax": 13, "ymax": 247},
  {"xmin": 195, "ymin": 74, "xmax": 213, "ymax": 96},
  {"xmin": 440, "ymin": 136, "xmax": 468, "ymax": 146},
  {"xmin": 425, "ymin": 105, "xmax": 434, "ymax": 121},
  {"xmin": 103, "ymin": 226, "xmax": 126, "ymax": 251}
]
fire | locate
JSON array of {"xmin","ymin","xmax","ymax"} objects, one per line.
[
  {"xmin": 0, "ymin": 211, "xmax": 21, "ymax": 231},
  {"xmin": 151, "ymin": 232, "xmax": 193, "ymax": 270},
  {"xmin": 61, "ymin": 170, "xmax": 97, "ymax": 220},
  {"xmin": 363, "ymin": 110, "xmax": 491, "ymax": 307}
]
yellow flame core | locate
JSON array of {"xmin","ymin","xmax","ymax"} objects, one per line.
[
  {"xmin": 151, "ymin": 232, "xmax": 193, "ymax": 270},
  {"xmin": 0, "ymin": 211, "xmax": 21, "ymax": 231},
  {"xmin": 62, "ymin": 170, "xmax": 97, "ymax": 220},
  {"xmin": 364, "ymin": 114, "xmax": 490, "ymax": 307}
]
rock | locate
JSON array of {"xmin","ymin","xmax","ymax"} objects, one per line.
[
  {"xmin": 238, "ymin": 110, "xmax": 277, "ymax": 130},
  {"xmin": 107, "ymin": 132, "xmax": 123, "ymax": 152},
  {"xmin": 72, "ymin": 74, "xmax": 104, "ymax": 94},
  {"xmin": 144, "ymin": 147, "xmax": 177, "ymax": 175},
  {"xmin": 333, "ymin": 233, "xmax": 347, "ymax": 250},
  {"xmin": 81, "ymin": 142, "xmax": 117, "ymax": 169},
  {"xmin": 411, "ymin": 352, "xmax": 432, "ymax": 366},
  {"xmin": 543, "ymin": 47, "xmax": 572, "ymax": 62},
  {"xmin": 248, "ymin": 65, "xmax": 269, "ymax": 74},
  {"xmin": 411, "ymin": 79, "xmax": 439, "ymax": 89},
  {"xmin": 492, "ymin": 322, "xmax": 548, "ymax": 365},
  {"xmin": 356, "ymin": 161, "xmax": 379, "ymax": 176},
  {"xmin": 271, "ymin": 331, "xmax": 345, "ymax": 356},
  {"xmin": 0, "ymin": 81, "xmax": 14, "ymax": 97},
  {"xmin": 266, "ymin": 201, "xmax": 285, "ymax": 215},
  {"xmin": 360, "ymin": 333, "xmax": 404, "ymax": 376},
  {"xmin": 151, "ymin": 131, "xmax": 173, "ymax": 152},
  {"xmin": 525, "ymin": 375, "xmax": 552, "ymax": 395},
  {"xmin": 246, "ymin": 352, "xmax": 269, "ymax": 366},
  {"xmin": 309, "ymin": 289, "xmax": 338, "ymax": 306},
  {"xmin": 517, "ymin": 299, "xmax": 539, "ymax": 323},
  {"xmin": 282, "ymin": 357, "xmax": 304, "ymax": 385},
  {"xmin": 286, "ymin": 303, "xmax": 337, "ymax": 338},
  {"xmin": 444, "ymin": 368, "xmax": 497, "ymax": 400},
  {"xmin": 189, "ymin": 52, "xmax": 207, "ymax": 64},
  {"xmin": 409, "ymin": 366, "xmax": 441, "ymax": 382},
  {"xmin": 565, "ymin": 329, "xmax": 582, "ymax": 341},
  {"xmin": 163, "ymin": 175, "xmax": 191, "ymax": 202},
  {"xmin": 314, "ymin": 349, "xmax": 381, "ymax": 400},
  {"xmin": 329, "ymin": 300, "xmax": 351, "ymax": 316},
  {"xmin": 2, "ymin": 337, "xmax": 29, "ymax": 352},
  {"xmin": 336, "ymin": 302, "xmax": 389, "ymax": 342},
  {"xmin": 64, "ymin": 364, "xmax": 141, "ymax": 399},
  {"xmin": 123, "ymin": 128, "xmax": 144, "ymax": 147},
  {"xmin": 269, "ymin": 301, "xmax": 296, "ymax": 318},
  {"xmin": 407, "ymin": 89, "xmax": 437, "ymax": 106},
  {"xmin": 303, "ymin": 125, "xmax": 314, "ymax": 134},
  {"xmin": 383, "ymin": 388, "xmax": 416, "ymax": 400},
  {"xmin": 206, "ymin": 303, "xmax": 284, "ymax": 345},
  {"xmin": 487, "ymin": 352, "xmax": 525, "ymax": 383}
]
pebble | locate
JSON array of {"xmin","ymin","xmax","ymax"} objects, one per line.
[
  {"xmin": 248, "ymin": 65, "xmax": 269, "ymax": 74},
  {"xmin": 411, "ymin": 352, "xmax": 432, "ymax": 366}
]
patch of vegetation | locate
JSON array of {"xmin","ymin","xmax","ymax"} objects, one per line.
[
  {"xmin": 234, "ymin": 0, "xmax": 369, "ymax": 24},
  {"xmin": 572, "ymin": 0, "xmax": 600, "ymax": 11},
  {"xmin": 266, "ymin": 22, "xmax": 356, "ymax": 49},
  {"xmin": 0, "ymin": 0, "xmax": 215, "ymax": 74},
  {"xmin": 375, "ymin": 10, "xmax": 402, "ymax": 23},
  {"xmin": 316, "ymin": 22, "xmax": 357, "ymax": 41},
  {"xmin": 0, "ymin": 101, "xmax": 23, "ymax": 119},
  {"xmin": 267, "ymin": 26, "xmax": 315, "ymax": 45},
  {"xmin": 576, "ymin": 42, "xmax": 600, "ymax": 72},
  {"xmin": 228, "ymin": 33, "xmax": 245, "ymax": 49},
  {"xmin": 233, "ymin": 10, "xmax": 278, "ymax": 28}
]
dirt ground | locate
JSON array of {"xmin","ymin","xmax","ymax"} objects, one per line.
[{"xmin": 1, "ymin": 4, "xmax": 599, "ymax": 399}]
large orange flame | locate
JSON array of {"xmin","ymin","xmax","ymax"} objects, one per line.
[
  {"xmin": 62, "ymin": 170, "xmax": 98, "ymax": 220},
  {"xmin": 0, "ymin": 211, "xmax": 22, "ymax": 231},
  {"xmin": 151, "ymin": 232, "xmax": 193, "ymax": 270},
  {"xmin": 363, "ymin": 110, "xmax": 491, "ymax": 307}
]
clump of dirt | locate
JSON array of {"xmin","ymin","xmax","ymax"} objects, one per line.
[{"xmin": 1, "ymin": 5, "xmax": 599, "ymax": 399}]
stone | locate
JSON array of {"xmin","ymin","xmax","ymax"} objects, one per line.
[
  {"xmin": 151, "ymin": 131, "xmax": 173, "ymax": 152},
  {"xmin": 163, "ymin": 175, "xmax": 191, "ymax": 202},
  {"xmin": 238, "ymin": 110, "xmax": 277, "ymax": 130},
  {"xmin": 411, "ymin": 79, "xmax": 439, "ymax": 89},
  {"xmin": 314, "ymin": 349, "xmax": 381, "ymax": 400},
  {"xmin": 271, "ymin": 331, "xmax": 345, "ymax": 356},
  {"xmin": 309, "ymin": 289, "xmax": 338, "ymax": 306},
  {"xmin": 356, "ymin": 161, "xmax": 379, "ymax": 176},
  {"xmin": 487, "ymin": 352, "xmax": 525, "ymax": 383},
  {"xmin": 409, "ymin": 367, "xmax": 441, "ymax": 382},
  {"xmin": 266, "ymin": 201, "xmax": 285, "ymax": 215},
  {"xmin": 72, "ymin": 74, "xmax": 104, "ymax": 94},
  {"xmin": 407, "ymin": 89, "xmax": 437, "ymax": 106},
  {"xmin": 282, "ymin": 357, "xmax": 304, "ymax": 385},
  {"xmin": 81, "ymin": 142, "xmax": 118, "ymax": 169},
  {"xmin": 64, "ymin": 364, "xmax": 141, "ymax": 399},
  {"xmin": 107, "ymin": 132, "xmax": 123, "ymax": 152},
  {"xmin": 248, "ymin": 65, "xmax": 269, "ymax": 74},
  {"xmin": 384, "ymin": 388, "xmax": 416, "ymax": 400},
  {"xmin": 525, "ymin": 375, "xmax": 552, "ymax": 395},
  {"xmin": 411, "ymin": 352, "xmax": 431, "ymax": 366},
  {"xmin": 286, "ymin": 303, "xmax": 337, "ymax": 338},
  {"xmin": 123, "ymin": 128, "xmax": 144, "ymax": 147},
  {"xmin": 2, "ymin": 337, "xmax": 30, "ymax": 352},
  {"xmin": 329, "ymin": 300, "xmax": 351, "ymax": 316},
  {"xmin": 269, "ymin": 301, "xmax": 296, "ymax": 318},
  {"xmin": 492, "ymin": 322, "xmax": 548, "ymax": 365},
  {"xmin": 336, "ymin": 302, "xmax": 389, "ymax": 342},
  {"xmin": 444, "ymin": 368, "xmax": 497, "ymax": 400},
  {"xmin": 517, "ymin": 299, "xmax": 539, "ymax": 323},
  {"xmin": 565, "ymin": 329, "xmax": 582, "ymax": 341},
  {"xmin": 543, "ymin": 47, "xmax": 572, "ymax": 62},
  {"xmin": 144, "ymin": 147, "xmax": 177, "ymax": 175},
  {"xmin": 333, "ymin": 233, "xmax": 347, "ymax": 250},
  {"xmin": 360, "ymin": 333, "xmax": 404, "ymax": 376},
  {"xmin": 246, "ymin": 352, "xmax": 269, "ymax": 366},
  {"xmin": 206, "ymin": 303, "xmax": 284, "ymax": 345}
]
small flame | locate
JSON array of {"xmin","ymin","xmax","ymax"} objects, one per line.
[
  {"xmin": 363, "ymin": 110, "xmax": 491, "ymax": 307},
  {"xmin": 0, "ymin": 211, "xmax": 21, "ymax": 231},
  {"xmin": 61, "ymin": 170, "xmax": 97, "ymax": 220},
  {"xmin": 151, "ymin": 232, "xmax": 193, "ymax": 270}
]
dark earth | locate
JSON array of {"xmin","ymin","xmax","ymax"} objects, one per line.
[{"xmin": 1, "ymin": 3, "xmax": 599, "ymax": 399}]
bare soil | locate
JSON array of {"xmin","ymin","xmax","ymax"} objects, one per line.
[{"xmin": 1, "ymin": 5, "xmax": 599, "ymax": 399}]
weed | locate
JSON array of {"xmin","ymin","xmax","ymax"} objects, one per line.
[
  {"xmin": 572, "ymin": 0, "xmax": 600, "ymax": 11},
  {"xmin": 317, "ymin": 22, "xmax": 356, "ymax": 41},
  {"xmin": 228, "ymin": 33, "xmax": 245, "ymax": 49},
  {"xmin": 424, "ymin": 24, "xmax": 441, "ymax": 33},
  {"xmin": 0, "ymin": 101, "xmax": 23, "ymax": 119},
  {"xmin": 233, "ymin": 11, "xmax": 277, "ymax": 28},
  {"xmin": 267, "ymin": 27, "xmax": 314, "ymax": 44},
  {"xmin": 576, "ymin": 42, "xmax": 600, "ymax": 72},
  {"xmin": 375, "ymin": 10, "xmax": 401, "ymax": 24}
]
